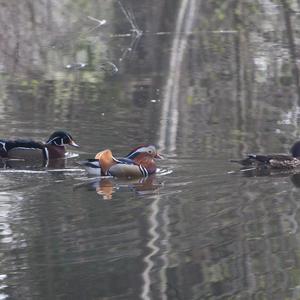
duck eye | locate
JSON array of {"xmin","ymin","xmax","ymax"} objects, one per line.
[{"xmin": 53, "ymin": 137, "xmax": 64, "ymax": 146}]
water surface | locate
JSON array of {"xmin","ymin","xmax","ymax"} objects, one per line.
[{"xmin": 1, "ymin": 1, "xmax": 300, "ymax": 299}]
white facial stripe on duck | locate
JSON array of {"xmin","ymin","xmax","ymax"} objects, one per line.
[
  {"xmin": 46, "ymin": 136, "xmax": 63, "ymax": 145},
  {"xmin": 126, "ymin": 145, "xmax": 157, "ymax": 159},
  {"xmin": 48, "ymin": 138, "xmax": 64, "ymax": 146},
  {"xmin": 46, "ymin": 132, "xmax": 78, "ymax": 147}
]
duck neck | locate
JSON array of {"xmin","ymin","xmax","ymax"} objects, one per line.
[{"xmin": 45, "ymin": 144, "xmax": 66, "ymax": 159}]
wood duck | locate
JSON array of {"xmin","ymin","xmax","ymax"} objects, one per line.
[
  {"xmin": 231, "ymin": 141, "xmax": 300, "ymax": 169},
  {"xmin": 79, "ymin": 145, "xmax": 162, "ymax": 177},
  {"xmin": 0, "ymin": 131, "xmax": 79, "ymax": 162}
]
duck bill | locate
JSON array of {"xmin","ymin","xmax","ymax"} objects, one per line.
[
  {"xmin": 70, "ymin": 140, "xmax": 80, "ymax": 147},
  {"xmin": 155, "ymin": 153, "xmax": 164, "ymax": 159}
]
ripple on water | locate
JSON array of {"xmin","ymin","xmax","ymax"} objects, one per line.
[
  {"xmin": 0, "ymin": 195, "xmax": 16, "ymax": 300},
  {"xmin": 0, "ymin": 170, "xmax": 47, "ymax": 174},
  {"xmin": 65, "ymin": 152, "xmax": 79, "ymax": 159},
  {"xmin": 0, "ymin": 275, "xmax": 7, "ymax": 300},
  {"xmin": 0, "ymin": 223, "xmax": 12, "ymax": 244},
  {"xmin": 0, "ymin": 293, "xmax": 8, "ymax": 300},
  {"xmin": 0, "ymin": 195, "xmax": 16, "ymax": 246},
  {"xmin": 156, "ymin": 168, "xmax": 173, "ymax": 176}
]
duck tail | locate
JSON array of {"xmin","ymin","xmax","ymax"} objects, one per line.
[
  {"xmin": 229, "ymin": 156, "xmax": 256, "ymax": 166},
  {"xmin": 77, "ymin": 159, "xmax": 101, "ymax": 170},
  {"xmin": 77, "ymin": 159, "xmax": 102, "ymax": 176},
  {"xmin": 229, "ymin": 159, "xmax": 243, "ymax": 164}
]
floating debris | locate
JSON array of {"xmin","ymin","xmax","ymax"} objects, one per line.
[
  {"xmin": 97, "ymin": 61, "xmax": 118, "ymax": 75},
  {"xmin": 118, "ymin": 1, "xmax": 142, "ymax": 37},
  {"xmin": 211, "ymin": 30, "xmax": 237, "ymax": 34},
  {"xmin": 65, "ymin": 63, "xmax": 88, "ymax": 70}
]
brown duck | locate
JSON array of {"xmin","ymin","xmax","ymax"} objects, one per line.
[{"xmin": 231, "ymin": 141, "xmax": 300, "ymax": 169}]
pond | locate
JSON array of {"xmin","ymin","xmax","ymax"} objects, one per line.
[{"xmin": 1, "ymin": 0, "xmax": 300, "ymax": 299}]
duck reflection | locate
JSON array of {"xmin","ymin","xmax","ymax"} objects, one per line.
[
  {"xmin": 0, "ymin": 157, "xmax": 66, "ymax": 170},
  {"xmin": 290, "ymin": 173, "xmax": 300, "ymax": 188},
  {"xmin": 75, "ymin": 175, "xmax": 161, "ymax": 200},
  {"xmin": 235, "ymin": 167, "xmax": 300, "ymax": 188}
]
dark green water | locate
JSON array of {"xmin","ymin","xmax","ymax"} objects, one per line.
[{"xmin": 1, "ymin": 1, "xmax": 300, "ymax": 299}]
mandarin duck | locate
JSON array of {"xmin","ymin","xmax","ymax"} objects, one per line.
[
  {"xmin": 231, "ymin": 141, "xmax": 300, "ymax": 169},
  {"xmin": 0, "ymin": 131, "xmax": 79, "ymax": 162},
  {"xmin": 79, "ymin": 145, "xmax": 162, "ymax": 177}
]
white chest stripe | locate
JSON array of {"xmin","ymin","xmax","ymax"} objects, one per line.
[
  {"xmin": 0, "ymin": 142, "xmax": 7, "ymax": 151},
  {"xmin": 139, "ymin": 165, "xmax": 148, "ymax": 177},
  {"xmin": 44, "ymin": 148, "xmax": 49, "ymax": 160}
]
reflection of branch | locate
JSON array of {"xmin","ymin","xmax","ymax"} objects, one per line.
[
  {"xmin": 118, "ymin": 1, "xmax": 142, "ymax": 36},
  {"xmin": 87, "ymin": 16, "xmax": 106, "ymax": 25},
  {"xmin": 86, "ymin": 16, "xmax": 107, "ymax": 34},
  {"xmin": 119, "ymin": 29, "xmax": 142, "ymax": 62},
  {"xmin": 73, "ymin": 15, "xmax": 106, "ymax": 41},
  {"xmin": 117, "ymin": 1, "xmax": 143, "ymax": 63}
]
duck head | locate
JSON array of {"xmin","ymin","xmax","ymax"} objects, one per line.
[
  {"xmin": 46, "ymin": 131, "xmax": 79, "ymax": 147},
  {"xmin": 125, "ymin": 145, "xmax": 162, "ymax": 175},
  {"xmin": 291, "ymin": 141, "xmax": 300, "ymax": 157},
  {"xmin": 125, "ymin": 145, "xmax": 163, "ymax": 161}
]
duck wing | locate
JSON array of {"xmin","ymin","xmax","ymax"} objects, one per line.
[
  {"xmin": 263, "ymin": 155, "xmax": 300, "ymax": 169},
  {"xmin": 0, "ymin": 139, "xmax": 46, "ymax": 160},
  {"xmin": 115, "ymin": 157, "xmax": 139, "ymax": 165},
  {"xmin": 109, "ymin": 157, "xmax": 149, "ymax": 177}
]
